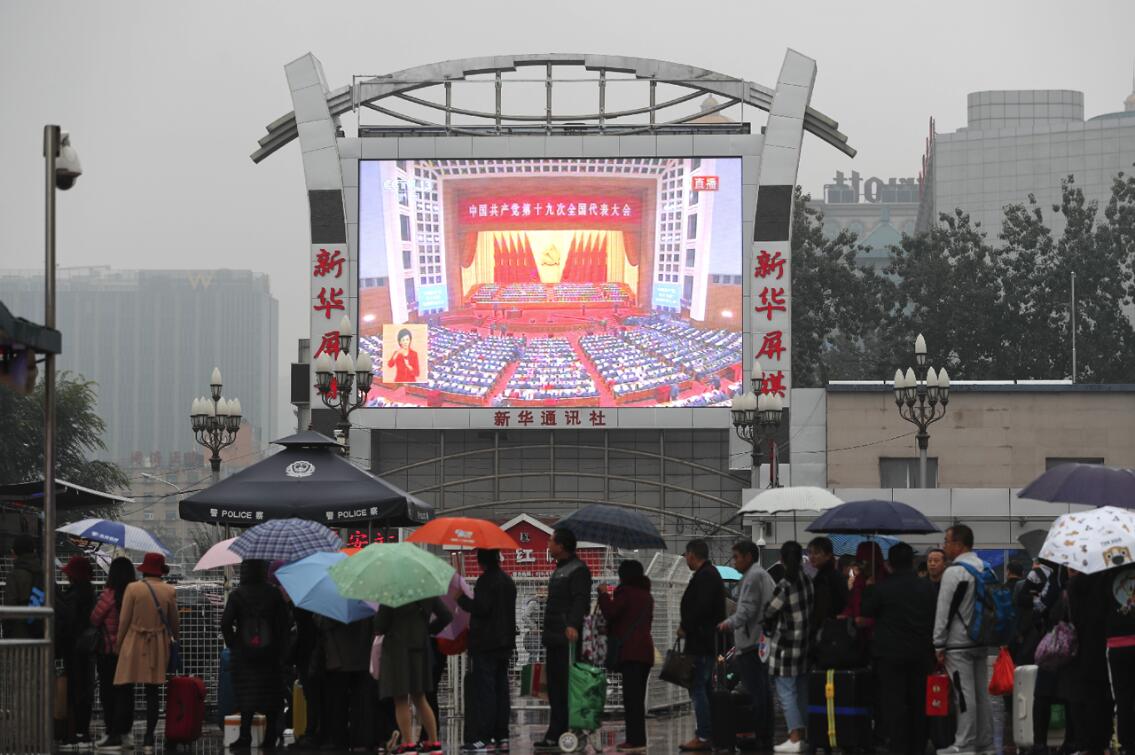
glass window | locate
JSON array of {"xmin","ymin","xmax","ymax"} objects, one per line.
[
  {"xmin": 687, "ymin": 214, "xmax": 698, "ymax": 240},
  {"xmin": 685, "ymin": 248, "xmax": 696, "ymax": 267},
  {"xmin": 402, "ymin": 250, "xmax": 412, "ymax": 269},
  {"xmin": 400, "ymin": 215, "xmax": 412, "ymax": 242},
  {"xmin": 405, "ymin": 279, "xmax": 416, "ymax": 305},
  {"xmin": 879, "ymin": 457, "xmax": 938, "ymax": 488}
]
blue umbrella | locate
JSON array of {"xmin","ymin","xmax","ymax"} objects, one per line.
[
  {"xmin": 805, "ymin": 499, "xmax": 939, "ymax": 535},
  {"xmin": 1018, "ymin": 463, "xmax": 1135, "ymax": 509},
  {"xmin": 230, "ymin": 518, "xmax": 342, "ymax": 562},
  {"xmin": 57, "ymin": 518, "xmax": 171, "ymax": 555},
  {"xmin": 275, "ymin": 552, "xmax": 376, "ymax": 624},
  {"xmin": 558, "ymin": 504, "xmax": 665, "ymax": 550},
  {"xmin": 716, "ymin": 564, "xmax": 742, "ymax": 580}
]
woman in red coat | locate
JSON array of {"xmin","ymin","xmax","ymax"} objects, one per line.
[
  {"xmin": 597, "ymin": 560, "xmax": 654, "ymax": 752},
  {"xmin": 386, "ymin": 328, "xmax": 421, "ymax": 382}
]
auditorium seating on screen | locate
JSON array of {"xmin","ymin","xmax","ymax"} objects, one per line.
[
  {"xmin": 504, "ymin": 336, "xmax": 598, "ymax": 400},
  {"xmin": 578, "ymin": 334, "xmax": 688, "ymax": 397}
]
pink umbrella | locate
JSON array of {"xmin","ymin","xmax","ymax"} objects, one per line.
[
  {"xmin": 194, "ymin": 537, "xmax": 241, "ymax": 571},
  {"xmin": 436, "ymin": 572, "xmax": 472, "ymax": 640}
]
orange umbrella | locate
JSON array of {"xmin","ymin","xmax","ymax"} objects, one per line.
[{"xmin": 407, "ymin": 516, "xmax": 520, "ymax": 550}]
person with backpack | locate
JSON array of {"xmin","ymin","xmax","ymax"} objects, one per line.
[
  {"xmin": 932, "ymin": 524, "xmax": 994, "ymax": 755},
  {"xmin": 1017, "ymin": 560, "xmax": 1073, "ymax": 755},
  {"xmin": 221, "ymin": 559, "xmax": 293, "ymax": 752},
  {"xmin": 2, "ymin": 534, "xmax": 44, "ymax": 639},
  {"xmin": 91, "ymin": 557, "xmax": 136, "ymax": 752}
]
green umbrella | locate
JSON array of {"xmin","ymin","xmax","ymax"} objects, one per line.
[{"xmin": 328, "ymin": 542, "xmax": 455, "ymax": 608}]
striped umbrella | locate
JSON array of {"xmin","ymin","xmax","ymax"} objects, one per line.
[
  {"xmin": 558, "ymin": 504, "xmax": 665, "ymax": 550},
  {"xmin": 230, "ymin": 518, "xmax": 342, "ymax": 562},
  {"xmin": 57, "ymin": 518, "xmax": 171, "ymax": 555}
]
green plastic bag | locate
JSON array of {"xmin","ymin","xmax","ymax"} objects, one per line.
[
  {"xmin": 568, "ymin": 647, "xmax": 608, "ymax": 732},
  {"xmin": 1050, "ymin": 703, "xmax": 1066, "ymax": 730}
]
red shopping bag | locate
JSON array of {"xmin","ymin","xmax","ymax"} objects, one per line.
[
  {"xmin": 926, "ymin": 668, "xmax": 950, "ymax": 717},
  {"xmin": 988, "ymin": 647, "xmax": 1015, "ymax": 696}
]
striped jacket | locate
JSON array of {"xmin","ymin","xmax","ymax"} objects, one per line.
[{"xmin": 763, "ymin": 573, "xmax": 814, "ymax": 677}]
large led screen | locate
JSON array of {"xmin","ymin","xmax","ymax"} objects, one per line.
[{"xmin": 358, "ymin": 158, "xmax": 743, "ymax": 408}]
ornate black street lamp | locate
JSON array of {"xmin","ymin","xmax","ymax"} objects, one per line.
[
  {"xmin": 313, "ymin": 314, "xmax": 374, "ymax": 454},
  {"xmin": 190, "ymin": 367, "xmax": 242, "ymax": 481},
  {"xmin": 894, "ymin": 333, "xmax": 951, "ymax": 488},
  {"xmin": 730, "ymin": 363, "xmax": 786, "ymax": 488}
]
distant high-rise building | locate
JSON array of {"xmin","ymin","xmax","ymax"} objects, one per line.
[
  {"xmin": 809, "ymin": 169, "xmax": 921, "ymax": 273},
  {"xmin": 0, "ymin": 267, "xmax": 278, "ymax": 464},
  {"xmin": 918, "ymin": 87, "xmax": 1135, "ymax": 234}
]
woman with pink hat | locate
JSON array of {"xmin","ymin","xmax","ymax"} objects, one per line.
[
  {"xmin": 57, "ymin": 554, "xmax": 97, "ymax": 750},
  {"xmin": 114, "ymin": 553, "xmax": 178, "ymax": 753}
]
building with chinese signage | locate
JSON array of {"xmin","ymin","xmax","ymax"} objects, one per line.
[
  {"xmin": 917, "ymin": 86, "xmax": 1135, "ymax": 234},
  {"xmin": 0, "ymin": 267, "xmax": 278, "ymax": 464},
  {"xmin": 254, "ymin": 51, "xmax": 856, "ymax": 552}
]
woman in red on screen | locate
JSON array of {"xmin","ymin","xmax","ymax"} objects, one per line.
[{"xmin": 387, "ymin": 328, "xmax": 421, "ymax": 383}]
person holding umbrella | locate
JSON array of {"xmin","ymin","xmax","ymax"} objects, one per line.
[
  {"xmin": 454, "ymin": 548, "xmax": 517, "ymax": 754},
  {"xmin": 374, "ymin": 596, "xmax": 452, "ymax": 755},
  {"xmin": 221, "ymin": 560, "xmax": 293, "ymax": 752},
  {"xmin": 534, "ymin": 528, "xmax": 592, "ymax": 751}
]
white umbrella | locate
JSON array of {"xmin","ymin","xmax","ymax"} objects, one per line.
[
  {"xmin": 740, "ymin": 487, "xmax": 843, "ymax": 539},
  {"xmin": 1039, "ymin": 506, "xmax": 1135, "ymax": 574}
]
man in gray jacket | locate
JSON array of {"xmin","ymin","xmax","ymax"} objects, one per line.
[
  {"xmin": 718, "ymin": 540, "xmax": 776, "ymax": 749},
  {"xmin": 932, "ymin": 524, "xmax": 993, "ymax": 755}
]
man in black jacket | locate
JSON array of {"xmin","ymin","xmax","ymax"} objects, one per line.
[
  {"xmin": 536, "ymin": 528, "xmax": 592, "ymax": 750},
  {"xmin": 456, "ymin": 548, "xmax": 518, "ymax": 752},
  {"xmin": 678, "ymin": 539, "xmax": 726, "ymax": 752},
  {"xmin": 859, "ymin": 542, "xmax": 936, "ymax": 755},
  {"xmin": 807, "ymin": 536, "xmax": 848, "ymax": 647}
]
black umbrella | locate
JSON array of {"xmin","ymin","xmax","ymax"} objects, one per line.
[
  {"xmin": 1018, "ymin": 463, "xmax": 1135, "ymax": 509},
  {"xmin": 805, "ymin": 499, "xmax": 939, "ymax": 535},
  {"xmin": 558, "ymin": 504, "xmax": 666, "ymax": 550},
  {"xmin": 1017, "ymin": 529, "xmax": 1048, "ymax": 560},
  {"xmin": 179, "ymin": 431, "xmax": 433, "ymax": 528}
]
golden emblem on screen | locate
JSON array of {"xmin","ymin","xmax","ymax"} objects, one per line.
[{"xmin": 540, "ymin": 243, "xmax": 560, "ymax": 266}]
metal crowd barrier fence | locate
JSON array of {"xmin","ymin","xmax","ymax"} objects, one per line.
[{"xmin": 0, "ymin": 607, "xmax": 54, "ymax": 755}]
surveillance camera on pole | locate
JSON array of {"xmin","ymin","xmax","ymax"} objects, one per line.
[{"xmin": 53, "ymin": 131, "xmax": 82, "ymax": 190}]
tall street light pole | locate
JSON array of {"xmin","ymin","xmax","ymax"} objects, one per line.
[
  {"xmin": 894, "ymin": 333, "xmax": 951, "ymax": 488},
  {"xmin": 190, "ymin": 367, "xmax": 242, "ymax": 483},
  {"xmin": 313, "ymin": 314, "xmax": 374, "ymax": 456},
  {"xmin": 730, "ymin": 363, "xmax": 786, "ymax": 488},
  {"xmin": 41, "ymin": 125, "xmax": 81, "ymax": 747}
]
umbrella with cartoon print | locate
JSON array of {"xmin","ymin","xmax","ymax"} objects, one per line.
[{"xmin": 1038, "ymin": 506, "xmax": 1135, "ymax": 574}]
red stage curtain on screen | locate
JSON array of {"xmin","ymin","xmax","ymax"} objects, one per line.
[
  {"xmin": 461, "ymin": 232, "xmax": 479, "ymax": 268},
  {"xmin": 622, "ymin": 231, "xmax": 639, "ymax": 266}
]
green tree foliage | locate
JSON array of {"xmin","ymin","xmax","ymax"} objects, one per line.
[
  {"xmin": 0, "ymin": 371, "xmax": 129, "ymax": 493},
  {"xmin": 790, "ymin": 188, "xmax": 889, "ymax": 386}
]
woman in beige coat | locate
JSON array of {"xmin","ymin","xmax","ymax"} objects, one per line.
[{"xmin": 115, "ymin": 553, "xmax": 178, "ymax": 753}]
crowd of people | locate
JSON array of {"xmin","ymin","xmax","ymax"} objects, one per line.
[
  {"xmin": 578, "ymin": 334, "xmax": 689, "ymax": 397},
  {"xmin": 503, "ymin": 337, "xmax": 599, "ymax": 401}
]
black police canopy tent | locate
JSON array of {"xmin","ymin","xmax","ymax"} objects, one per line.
[{"xmin": 178, "ymin": 431, "xmax": 433, "ymax": 528}]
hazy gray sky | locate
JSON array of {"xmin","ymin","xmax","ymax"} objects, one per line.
[{"xmin": 2, "ymin": 0, "xmax": 1133, "ymax": 435}]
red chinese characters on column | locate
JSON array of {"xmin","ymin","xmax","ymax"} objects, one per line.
[
  {"xmin": 314, "ymin": 331, "xmax": 341, "ymax": 359},
  {"xmin": 313, "ymin": 249, "xmax": 345, "ymax": 279},
  {"xmin": 754, "ymin": 287, "xmax": 786, "ymax": 320},
  {"xmin": 761, "ymin": 370, "xmax": 787, "ymax": 398},
  {"xmin": 756, "ymin": 330, "xmax": 786, "ymax": 362},
  {"xmin": 754, "ymin": 249, "xmax": 786, "ymax": 280},
  {"xmin": 314, "ymin": 287, "xmax": 345, "ymax": 319}
]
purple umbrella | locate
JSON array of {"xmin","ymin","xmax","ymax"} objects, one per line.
[
  {"xmin": 1018, "ymin": 463, "xmax": 1135, "ymax": 510},
  {"xmin": 805, "ymin": 499, "xmax": 939, "ymax": 535}
]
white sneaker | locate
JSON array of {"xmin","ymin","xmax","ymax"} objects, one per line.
[
  {"xmin": 773, "ymin": 740, "xmax": 805, "ymax": 754},
  {"xmin": 936, "ymin": 747, "xmax": 976, "ymax": 755}
]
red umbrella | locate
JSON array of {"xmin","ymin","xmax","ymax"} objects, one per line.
[{"xmin": 407, "ymin": 517, "xmax": 519, "ymax": 550}]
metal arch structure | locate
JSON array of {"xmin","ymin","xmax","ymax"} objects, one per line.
[{"xmin": 251, "ymin": 53, "xmax": 854, "ymax": 162}]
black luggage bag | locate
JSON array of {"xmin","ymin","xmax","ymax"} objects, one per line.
[{"xmin": 807, "ymin": 668, "xmax": 873, "ymax": 749}]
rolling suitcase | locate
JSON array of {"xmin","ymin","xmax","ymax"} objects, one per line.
[
  {"xmin": 807, "ymin": 668, "xmax": 873, "ymax": 749},
  {"xmin": 165, "ymin": 675, "xmax": 206, "ymax": 744},
  {"xmin": 710, "ymin": 638, "xmax": 738, "ymax": 751},
  {"xmin": 217, "ymin": 647, "xmax": 235, "ymax": 726},
  {"xmin": 1013, "ymin": 664, "xmax": 1038, "ymax": 747}
]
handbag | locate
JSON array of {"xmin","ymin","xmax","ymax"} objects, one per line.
[
  {"xmin": 659, "ymin": 638, "xmax": 696, "ymax": 689},
  {"xmin": 926, "ymin": 668, "xmax": 950, "ymax": 717},
  {"xmin": 1034, "ymin": 621, "xmax": 1077, "ymax": 671},
  {"xmin": 988, "ymin": 647, "xmax": 1015, "ymax": 696},
  {"xmin": 581, "ymin": 607, "xmax": 607, "ymax": 666},
  {"xmin": 144, "ymin": 581, "xmax": 182, "ymax": 675}
]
